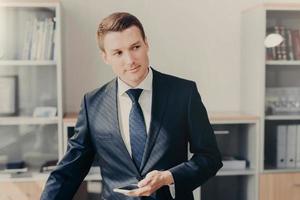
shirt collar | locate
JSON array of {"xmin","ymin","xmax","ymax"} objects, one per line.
[{"xmin": 118, "ymin": 67, "xmax": 153, "ymax": 96}]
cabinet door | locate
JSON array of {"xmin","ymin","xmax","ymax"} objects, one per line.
[
  {"xmin": 0, "ymin": 181, "xmax": 45, "ymax": 200},
  {"xmin": 0, "ymin": 180, "xmax": 88, "ymax": 200},
  {"xmin": 260, "ymin": 173, "xmax": 300, "ymax": 200}
]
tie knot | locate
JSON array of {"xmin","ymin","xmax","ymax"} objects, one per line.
[{"xmin": 126, "ymin": 89, "xmax": 143, "ymax": 103}]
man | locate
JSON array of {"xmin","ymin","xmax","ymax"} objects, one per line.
[{"xmin": 40, "ymin": 12, "xmax": 222, "ymax": 200}]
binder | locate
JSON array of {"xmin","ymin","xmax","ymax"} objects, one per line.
[
  {"xmin": 296, "ymin": 125, "xmax": 300, "ymax": 168},
  {"xmin": 286, "ymin": 125, "xmax": 297, "ymax": 168},
  {"xmin": 276, "ymin": 125, "xmax": 287, "ymax": 168}
]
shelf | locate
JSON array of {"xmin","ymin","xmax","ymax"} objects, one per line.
[
  {"xmin": 266, "ymin": 60, "xmax": 300, "ymax": 66},
  {"xmin": 243, "ymin": 3, "xmax": 300, "ymax": 13},
  {"xmin": 0, "ymin": 60, "xmax": 56, "ymax": 66},
  {"xmin": 0, "ymin": 171, "xmax": 102, "ymax": 183},
  {"xmin": 0, "ymin": 116, "xmax": 59, "ymax": 125},
  {"xmin": 0, "ymin": 2, "xmax": 63, "ymax": 196},
  {"xmin": 64, "ymin": 112, "xmax": 260, "ymax": 125},
  {"xmin": 0, "ymin": 172, "xmax": 49, "ymax": 182},
  {"xmin": 63, "ymin": 113, "xmax": 78, "ymax": 123},
  {"xmin": 217, "ymin": 169, "xmax": 256, "ymax": 176},
  {"xmin": 208, "ymin": 112, "xmax": 259, "ymax": 124},
  {"xmin": 265, "ymin": 115, "xmax": 300, "ymax": 120},
  {"xmin": 0, "ymin": 2, "xmax": 58, "ymax": 9},
  {"xmin": 263, "ymin": 168, "xmax": 300, "ymax": 174}
]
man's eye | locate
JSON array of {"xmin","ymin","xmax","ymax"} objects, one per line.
[
  {"xmin": 114, "ymin": 51, "xmax": 122, "ymax": 56},
  {"xmin": 133, "ymin": 45, "xmax": 140, "ymax": 50}
]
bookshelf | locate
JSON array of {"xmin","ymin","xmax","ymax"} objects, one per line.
[
  {"xmin": 241, "ymin": 3, "xmax": 300, "ymax": 200},
  {"xmin": 242, "ymin": 2, "xmax": 300, "ymax": 172},
  {"xmin": 193, "ymin": 113, "xmax": 260, "ymax": 200},
  {"xmin": 0, "ymin": 0, "xmax": 63, "ymax": 187}
]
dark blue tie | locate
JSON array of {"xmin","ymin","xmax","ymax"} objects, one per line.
[{"xmin": 126, "ymin": 89, "xmax": 147, "ymax": 170}]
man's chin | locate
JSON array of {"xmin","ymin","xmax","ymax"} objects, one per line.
[{"xmin": 124, "ymin": 76, "xmax": 144, "ymax": 86}]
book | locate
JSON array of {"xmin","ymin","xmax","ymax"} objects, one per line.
[
  {"xmin": 21, "ymin": 19, "xmax": 34, "ymax": 60},
  {"xmin": 44, "ymin": 18, "xmax": 54, "ymax": 60},
  {"xmin": 30, "ymin": 18, "xmax": 39, "ymax": 60},
  {"xmin": 296, "ymin": 125, "xmax": 300, "ymax": 168},
  {"xmin": 291, "ymin": 29, "xmax": 300, "ymax": 60},
  {"xmin": 278, "ymin": 26, "xmax": 287, "ymax": 60},
  {"xmin": 286, "ymin": 29, "xmax": 294, "ymax": 60},
  {"xmin": 276, "ymin": 125, "xmax": 287, "ymax": 168},
  {"xmin": 222, "ymin": 156, "xmax": 247, "ymax": 170},
  {"xmin": 286, "ymin": 125, "xmax": 297, "ymax": 168}
]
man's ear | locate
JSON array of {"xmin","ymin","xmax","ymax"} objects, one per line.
[{"xmin": 100, "ymin": 50, "xmax": 109, "ymax": 65}]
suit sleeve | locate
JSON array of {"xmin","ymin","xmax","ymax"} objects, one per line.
[
  {"xmin": 40, "ymin": 95, "xmax": 95, "ymax": 200},
  {"xmin": 169, "ymin": 82, "xmax": 223, "ymax": 193}
]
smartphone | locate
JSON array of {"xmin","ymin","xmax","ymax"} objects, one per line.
[{"xmin": 113, "ymin": 184, "xmax": 139, "ymax": 194}]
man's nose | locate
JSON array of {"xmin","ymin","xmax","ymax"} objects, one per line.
[{"xmin": 124, "ymin": 52, "xmax": 135, "ymax": 65}]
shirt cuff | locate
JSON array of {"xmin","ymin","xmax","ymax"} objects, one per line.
[{"xmin": 168, "ymin": 184, "xmax": 175, "ymax": 199}]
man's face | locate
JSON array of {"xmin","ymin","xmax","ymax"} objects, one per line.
[{"xmin": 101, "ymin": 26, "xmax": 149, "ymax": 87}]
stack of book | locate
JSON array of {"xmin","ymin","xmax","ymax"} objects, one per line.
[
  {"xmin": 276, "ymin": 124, "xmax": 300, "ymax": 168},
  {"xmin": 21, "ymin": 17, "xmax": 56, "ymax": 60},
  {"xmin": 266, "ymin": 25, "xmax": 300, "ymax": 60},
  {"xmin": 222, "ymin": 156, "xmax": 247, "ymax": 170}
]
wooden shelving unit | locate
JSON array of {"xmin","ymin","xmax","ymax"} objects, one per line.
[
  {"xmin": 241, "ymin": 3, "xmax": 300, "ymax": 200},
  {"xmin": 0, "ymin": 0, "xmax": 63, "ymax": 185}
]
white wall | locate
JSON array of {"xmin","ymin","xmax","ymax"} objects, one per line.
[{"xmin": 61, "ymin": 0, "xmax": 261, "ymax": 113}]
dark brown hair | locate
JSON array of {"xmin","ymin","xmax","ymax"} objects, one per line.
[{"xmin": 97, "ymin": 12, "xmax": 146, "ymax": 51}]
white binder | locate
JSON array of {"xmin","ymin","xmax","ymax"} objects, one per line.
[
  {"xmin": 296, "ymin": 125, "xmax": 300, "ymax": 168},
  {"xmin": 276, "ymin": 125, "xmax": 287, "ymax": 168},
  {"xmin": 286, "ymin": 125, "xmax": 297, "ymax": 168}
]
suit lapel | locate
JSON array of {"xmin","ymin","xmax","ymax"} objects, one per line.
[
  {"xmin": 103, "ymin": 79, "xmax": 140, "ymax": 175},
  {"xmin": 140, "ymin": 69, "xmax": 170, "ymax": 172}
]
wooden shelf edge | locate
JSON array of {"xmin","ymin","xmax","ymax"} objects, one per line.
[{"xmin": 208, "ymin": 112, "xmax": 259, "ymax": 123}]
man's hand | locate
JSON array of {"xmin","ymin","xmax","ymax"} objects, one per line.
[{"xmin": 126, "ymin": 170, "xmax": 174, "ymax": 197}]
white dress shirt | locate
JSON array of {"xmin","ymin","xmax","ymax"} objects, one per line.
[
  {"xmin": 117, "ymin": 67, "xmax": 175, "ymax": 198},
  {"xmin": 117, "ymin": 68, "xmax": 153, "ymax": 156}
]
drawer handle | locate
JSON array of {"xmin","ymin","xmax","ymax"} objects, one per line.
[{"xmin": 214, "ymin": 130, "xmax": 230, "ymax": 135}]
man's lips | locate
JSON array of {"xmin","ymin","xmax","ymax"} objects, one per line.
[{"xmin": 128, "ymin": 65, "xmax": 140, "ymax": 72}]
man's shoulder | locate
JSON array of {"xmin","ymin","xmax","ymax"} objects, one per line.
[
  {"xmin": 84, "ymin": 78, "xmax": 117, "ymax": 100},
  {"xmin": 153, "ymin": 68, "xmax": 195, "ymax": 87}
]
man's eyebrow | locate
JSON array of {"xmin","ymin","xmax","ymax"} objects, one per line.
[
  {"xmin": 110, "ymin": 41, "xmax": 141, "ymax": 52},
  {"xmin": 130, "ymin": 41, "xmax": 141, "ymax": 47},
  {"xmin": 111, "ymin": 48, "xmax": 121, "ymax": 53}
]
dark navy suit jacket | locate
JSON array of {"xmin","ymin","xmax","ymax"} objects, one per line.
[{"xmin": 40, "ymin": 69, "xmax": 222, "ymax": 200}]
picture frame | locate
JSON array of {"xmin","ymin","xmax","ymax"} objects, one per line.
[{"xmin": 0, "ymin": 76, "xmax": 17, "ymax": 116}]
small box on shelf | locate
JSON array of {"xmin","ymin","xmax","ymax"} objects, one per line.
[{"xmin": 222, "ymin": 156, "xmax": 248, "ymax": 170}]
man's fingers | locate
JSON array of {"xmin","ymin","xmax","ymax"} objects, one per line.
[
  {"xmin": 138, "ymin": 170, "xmax": 158, "ymax": 187},
  {"xmin": 126, "ymin": 186, "xmax": 152, "ymax": 196},
  {"xmin": 138, "ymin": 177, "xmax": 151, "ymax": 187},
  {"xmin": 146, "ymin": 170, "xmax": 158, "ymax": 178},
  {"xmin": 126, "ymin": 170, "xmax": 168, "ymax": 196}
]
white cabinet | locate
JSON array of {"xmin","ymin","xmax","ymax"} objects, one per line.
[
  {"xmin": 241, "ymin": 3, "xmax": 300, "ymax": 173},
  {"xmin": 195, "ymin": 113, "xmax": 260, "ymax": 200},
  {"xmin": 241, "ymin": 3, "xmax": 300, "ymax": 200},
  {"xmin": 0, "ymin": 1, "xmax": 63, "ymax": 182}
]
